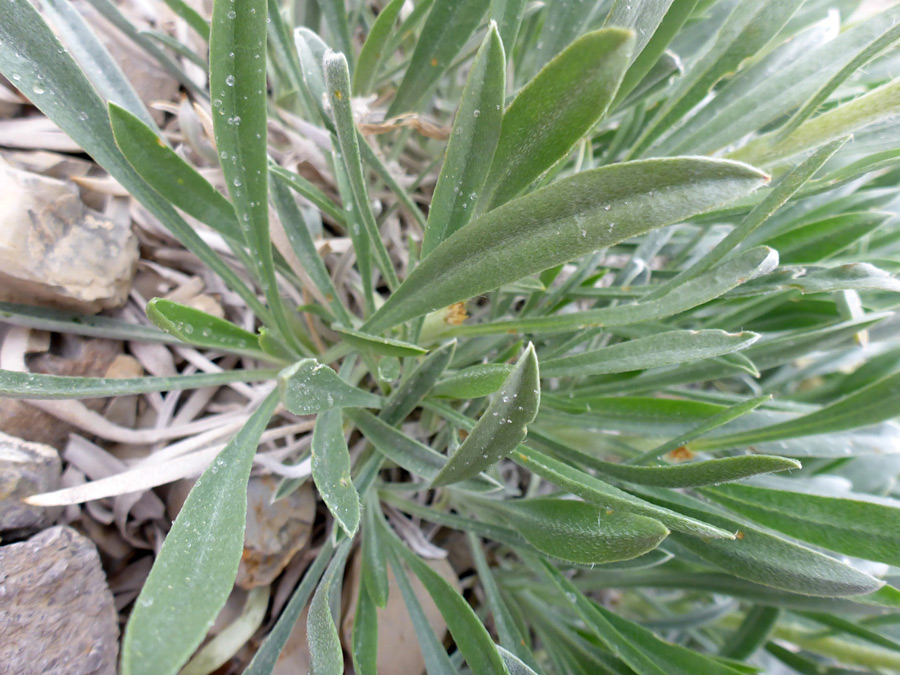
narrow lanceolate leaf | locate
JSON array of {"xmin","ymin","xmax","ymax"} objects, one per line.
[
  {"xmin": 361, "ymin": 493, "xmax": 389, "ymax": 608},
  {"xmin": 378, "ymin": 340, "xmax": 457, "ymax": 425},
  {"xmin": 121, "ymin": 391, "xmax": 278, "ymax": 675},
  {"xmin": 422, "ymin": 23, "xmax": 505, "ymax": 257},
  {"xmin": 278, "ymin": 359, "xmax": 382, "ymax": 414},
  {"xmin": 364, "ymin": 158, "xmax": 768, "ymax": 333},
  {"xmin": 731, "ymin": 78, "xmax": 900, "ymax": 167},
  {"xmin": 452, "ymin": 246, "xmax": 779, "ymax": 337},
  {"xmin": 331, "ymin": 326, "xmax": 426, "ymax": 357},
  {"xmin": 312, "ymin": 410, "xmax": 359, "ymax": 537},
  {"xmin": 704, "ymin": 483, "xmax": 900, "ymax": 567},
  {"xmin": 630, "ymin": 0, "xmax": 806, "ymax": 157},
  {"xmin": 432, "ymin": 363, "xmax": 515, "ymax": 399},
  {"xmin": 638, "ymin": 487, "xmax": 884, "ymax": 597},
  {"xmin": 109, "ymin": 104, "xmax": 241, "ymax": 243},
  {"xmin": 481, "ymin": 28, "xmax": 634, "ymax": 209},
  {"xmin": 478, "ymin": 497, "xmax": 669, "ymax": 565},
  {"xmin": 542, "ymin": 330, "xmax": 759, "ymax": 378},
  {"xmin": 146, "ymin": 299, "xmax": 271, "ymax": 361},
  {"xmin": 385, "ymin": 525, "xmax": 510, "ymax": 675},
  {"xmin": 540, "ymin": 562, "xmax": 669, "ymax": 675},
  {"xmin": 545, "ymin": 562, "xmax": 746, "ymax": 675},
  {"xmin": 605, "ymin": 453, "xmax": 769, "ymax": 491},
  {"xmin": 766, "ymin": 212, "xmax": 889, "ymax": 264},
  {"xmin": 509, "ymin": 444, "xmax": 732, "ymax": 539},
  {"xmin": 323, "ymin": 50, "xmax": 399, "ymax": 290},
  {"xmin": 0, "ymin": 368, "xmax": 276, "ymax": 400},
  {"xmin": 352, "ymin": 0, "xmax": 406, "ymax": 94},
  {"xmin": 432, "ymin": 345, "xmax": 540, "ymax": 487},
  {"xmin": 210, "ymin": 0, "xmax": 291, "ymax": 343},
  {"xmin": 346, "ymin": 409, "xmax": 500, "ymax": 493},
  {"xmin": 308, "ymin": 539, "xmax": 353, "ymax": 675},
  {"xmin": 540, "ymin": 433, "xmax": 800, "ymax": 487},
  {"xmin": 605, "ymin": 0, "xmax": 674, "ymax": 61},
  {"xmin": 386, "ymin": 0, "xmax": 489, "ymax": 116},
  {"xmin": 490, "ymin": 0, "xmax": 526, "ymax": 51},
  {"xmin": 692, "ymin": 371, "xmax": 900, "ymax": 450},
  {"xmin": 42, "ymin": 0, "xmax": 159, "ymax": 132},
  {"xmin": 0, "ymin": 301, "xmax": 173, "ymax": 343}
]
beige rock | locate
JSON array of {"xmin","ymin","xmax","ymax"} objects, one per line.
[
  {"xmin": 0, "ymin": 431, "xmax": 61, "ymax": 535},
  {"xmin": 237, "ymin": 477, "xmax": 316, "ymax": 589},
  {"xmin": 0, "ymin": 158, "xmax": 138, "ymax": 313}
]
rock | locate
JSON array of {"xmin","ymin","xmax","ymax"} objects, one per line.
[
  {"xmin": 0, "ymin": 525, "xmax": 119, "ymax": 674},
  {"xmin": 0, "ymin": 431, "xmax": 61, "ymax": 536},
  {"xmin": 0, "ymin": 337, "xmax": 127, "ymax": 448},
  {"xmin": 0, "ymin": 157, "xmax": 138, "ymax": 313},
  {"xmin": 237, "ymin": 477, "xmax": 316, "ymax": 590}
]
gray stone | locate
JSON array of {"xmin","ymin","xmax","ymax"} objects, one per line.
[
  {"xmin": 0, "ymin": 157, "xmax": 138, "ymax": 313},
  {"xmin": 0, "ymin": 526, "xmax": 118, "ymax": 675},
  {"xmin": 0, "ymin": 431, "xmax": 61, "ymax": 536}
]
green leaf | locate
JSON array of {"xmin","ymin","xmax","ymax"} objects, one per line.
[
  {"xmin": 742, "ymin": 263, "xmax": 900, "ymax": 296},
  {"xmin": 385, "ymin": 547, "xmax": 458, "ymax": 675},
  {"xmin": 42, "ymin": 0, "xmax": 159, "ymax": 132},
  {"xmin": 0, "ymin": 368, "xmax": 276, "ymax": 400},
  {"xmin": 361, "ymin": 493, "xmax": 389, "ymax": 608},
  {"xmin": 765, "ymin": 212, "xmax": 890, "ymax": 264},
  {"xmin": 269, "ymin": 173, "xmax": 352, "ymax": 323},
  {"xmin": 422, "ymin": 22, "xmax": 506, "ymax": 257},
  {"xmin": 540, "ymin": 561, "xmax": 669, "ymax": 675},
  {"xmin": 386, "ymin": 0, "xmax": 489, "ymax": 116},
  {"xmin": 605, "ymin": 0, "xmax": 673, "ymax": 63},
  {"xmin": 547, "ymin": 562, "xmax": 746, "ymax": 675},
  {"xmin": 316, "ymin": 0, "xmax": 353, "ymax": 66},
  {"xmin": 731, "ymin": 78, "xmax": 900, "ymax": 167},
  {"xmin": 453, "ymin": 246, "xmax": 779, "ymax": 336},
  {"xmin": 308, "ymin": 539, "xmax": 353, "ymax": 675},
  {"xmin": 352, "ymin": 0, "xmax": 406, "ymax": 94},
  {"xmin": 490, "ymin": 0, "xmax": 526, "ymax": 51},
  {"xmin": 278, "ymin": 359, "xmax": 382, "ymax": 414},
  {"xmin": 646, "ymin": 139, "xmax": 846, "ymax": 301},
  {"xmin": 704, "ymin": 482, "xmax": 900, "ymax": 567},
  {"xmin": 537, "ymin": 435, "xmax": 800, "ymax": 488},
  {"xmin": 210, "ymin": 0, "xmax": 295, "ymax": 347},
  {"xmin": 432, "ymin": 345, "xmax": 540, "ymax": 487},
  {"xmin": 109, "ymin": 103, "xmax": 242, "ymax": 244},
  {"xmin": 432, "ymin": 363, "xmax": 515, "ymax": 398},
  {"xmin": 378, "ymin": 340, "xmax": 457, "ymax": 425},
  {"xmin": 542, "ymin": 329, "xmax": 759, "ymax": 377},
  {"xmin": 244, "ymin": 540, "xmax": 336, "ymax": 674},
  {"xmin": 630, "ymin": 0, "xmax": 806, "ymax": 157},
  {"xmin": 476, "ymin": 497, "xmax": 669, "ymax": 565},
  {"xmin": 364, "ymin": 158, "xmax": 769, "ymax": 333},
  {"xmin": 163, "ymin": 0, "xmax": 209, "ymax": 40},
  {"xmin": 351, "ymin": 581, "xmax": 379, "ymax": 675},
  {"xmin": 691, "ymin": 370, "xmax": 900, "ymax": 450},
  {"xmin": 121, "ymin": 391, "xmax": 278, "ymax": 675},
  {"xmin": 346, "ymin": 409, "xmax": 500, "ymax": 493},
  {"xmin": 331, "ymin": 326, "xmax": 427, "ymax": 357},
  {"xmin": 0, "ymin": 301, "xmax": 174, "ymax": 343},
  {"xmin": 384, "ymin": 524, "xmax": 510, "ymax": 675},
  {"xmin": 481, "ymin": 28, "xmax": 634, "ymax": 209},
  {"xmin": 638, "ymin": 487, "xmax": 885, "ymax": 597},
  {"xmin": 510, "ymin": 443, "xmax": 734, "ymax": 539},
  {"xmin": 146, "ymin": 298, "xmax": 272, "ymax": 361},
  {"xmin": 613, "ymin": 0, "xmax": 698, "ymax": 105},
  {"xmin": 468, "ymin": 532, "xmax": 539, "ymax": 668},
  {"xmin": 323, "ymin": 50, "xmax": 400, "ymax": 291},
  {"xmin": 311, "ymin": 410, "xmax": 359, "ymax": 537}
]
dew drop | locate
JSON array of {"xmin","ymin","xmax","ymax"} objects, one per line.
[{"xmin": 225, "ymin": 74, "xmax": 235, "ymax": 86}]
